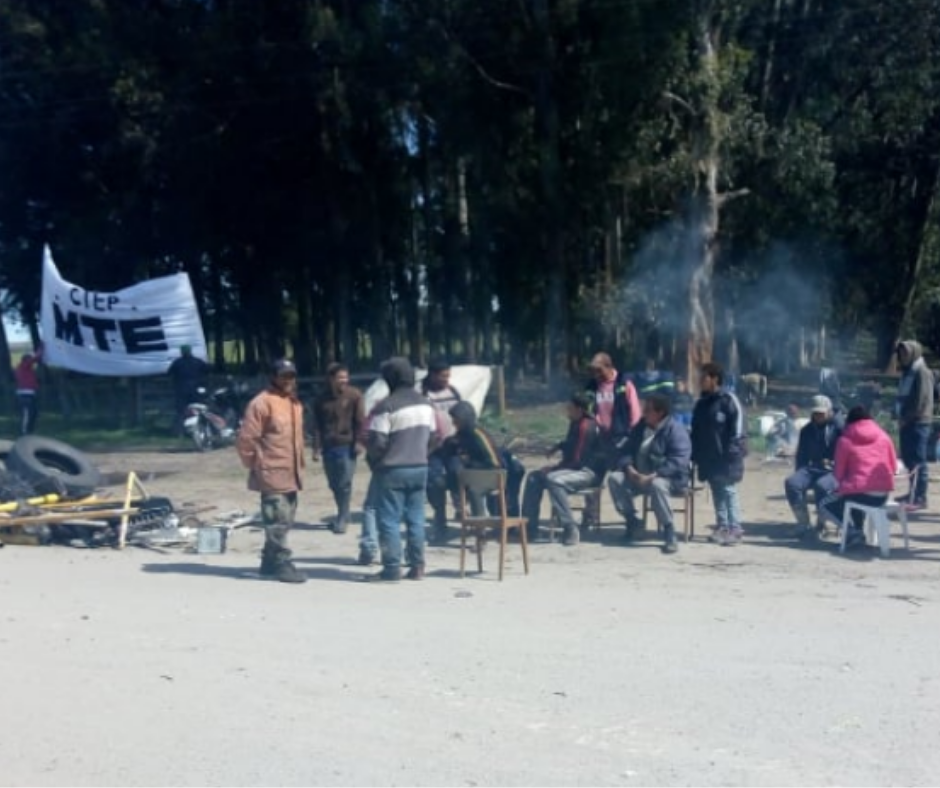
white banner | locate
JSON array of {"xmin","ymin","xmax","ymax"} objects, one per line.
[{"xmin": 39, "ymin": 246, "xmax": 208, "ymax": 376}]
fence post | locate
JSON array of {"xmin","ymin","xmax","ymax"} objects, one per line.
[{"xmin": 494, "ymin": 365, "xmax": 507, "ymax": 417}]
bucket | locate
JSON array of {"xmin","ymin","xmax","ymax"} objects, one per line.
[{"xmin": 196, "ymin": 526, "xmax": 227, "ymax": 554}]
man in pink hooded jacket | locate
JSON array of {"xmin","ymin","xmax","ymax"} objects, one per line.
[{"xmin": 819, "ymin": 405, "xmax": 897, "ymax": 549}]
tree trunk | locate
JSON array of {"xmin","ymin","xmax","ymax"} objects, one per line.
[{"xmin": 532, "ymin": 0, "xmax": 567, "ymax": 388}]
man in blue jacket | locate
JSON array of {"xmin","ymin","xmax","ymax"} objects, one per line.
[
  {"xmin": 691, "ymin": 362, "xmax": 747, "ymax": 545},
  {"xmin": 608, "ymin": 393, "xmax": 691, "ymax": 554}
]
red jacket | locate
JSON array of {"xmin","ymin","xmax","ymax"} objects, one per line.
[
  {"xmin": 834, "ymin": 418, "xmax": 897, "ymax": 496},
  {"xmin": 14, "ymin": 353, "xmax": 41, "ymax": 392}
]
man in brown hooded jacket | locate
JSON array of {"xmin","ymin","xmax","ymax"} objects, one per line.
[{"xmin": 236, "ymin": 359, "xmax": 307, "ymax": 583}]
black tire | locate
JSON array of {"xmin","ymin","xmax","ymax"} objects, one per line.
[
  {"xmin": 0, "ymin": 439, "xmax": 14, "ymax": 471},
  {"xmin": 8, "ymin": 435, "xmax": 101, "ymax": 498}
]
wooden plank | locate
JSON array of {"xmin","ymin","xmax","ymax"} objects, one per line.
[{"xmin": 0, "ymin": 508, "xmax": 139, "ymax": 527}]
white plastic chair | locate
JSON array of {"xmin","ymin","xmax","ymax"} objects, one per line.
[{"xmin": 840, "ymin": 496, "xmax": 910, "ymax": 558}]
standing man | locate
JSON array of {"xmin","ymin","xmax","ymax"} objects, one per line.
[
  {"xmin": 167, "ymin": 344, "xmax": 209, "ymax": 435},
  {"xmin": 895, "ymin": 340, "xmax": 933, "ymax": 511},
  {"xmin": 311, "ymin": 363, "xmax": 366, "ymax": 535},
  {"xmin": 236, "ymin": 359, "xmax": 307, "ymax": 584},
  {"xmin": 784, "ymin": 395, "xmax": 841, "ymax": 539},
  {"xmin": 584, "ymin": 352, "xmax": 641, "ymax": 467},
  {"xmin": 691, "ymin": 362, "xmax": 747, "ymax": 546},
  {"xmin": 368, "ymin": 357, "xmax": 439, "ymax": 582},
  {"xmin": 608, "ymin": 393, "xmax": 691, "ymax": 553},
  {"xmin": 14, "ymin": 345, "xmax": 43, "ymax": 435},
  {"xmin": 422, "ymin": 358, "xmax": 462, "ymax": 541}
]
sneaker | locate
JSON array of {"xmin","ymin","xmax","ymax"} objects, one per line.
[
  {"xmin": 562, "ymin": 525, "xmax": 580, "ymax": 547},
  {"xmin": 895, "ymin": 493, "xmax": 910, "ymax": 505},
  {"xmin": 845, "ymin": 528, "xmax": 867, "ymax": 549},
  {"xmin": 789, "ymin": 524, "xmax": 812, "ymax": 539},
  {"xmin": 726, "ymin": 527, "xmax": 744, "ymax": 545},
  {"xmin": 708, "ymin": 528, "xmax": 730, "ymax": 544},
  {"xmin": 662, "ymin": 540, "xmax": 678, "ymax": 554}
]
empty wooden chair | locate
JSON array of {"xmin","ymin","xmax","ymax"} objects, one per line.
[{"xmin": 458, "ymin": 469, "xmax": 530, "ymax": 581}]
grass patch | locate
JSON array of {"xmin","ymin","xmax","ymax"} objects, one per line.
[{"xmin": 0, "ymin": 415, "xmax": 182, "ymax": 452}]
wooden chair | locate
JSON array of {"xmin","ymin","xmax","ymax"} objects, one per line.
[
  {"xmin": 640, "ymin": 484, "xmax": 697, "ymax": 542},
  {"xmin": 458, "ymin": 469, "xmax": 530, "ymax": 581}
]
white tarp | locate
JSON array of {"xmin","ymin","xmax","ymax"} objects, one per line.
[
  {"xmin": 364, "ymin": 364, "xmax": 493, "ymax": 416},
  {"xmin": 39, "ymin": 246, "xmax": 208, "ymax": 376}
]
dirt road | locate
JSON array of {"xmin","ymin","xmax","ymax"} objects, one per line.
[{"xmin": 1, "ymin": 447, "xmax": 938, "ymax": 786}]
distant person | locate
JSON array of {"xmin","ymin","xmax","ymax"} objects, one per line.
[
  {"xmin": 632, "ymin": 358, "xmax": 676, "ymax": 400},
  {"xmin": 691, "ymin": 362, "xmax": 747, "ymax": 545},
  {"xmin": 784, "ymin": 396, "xmax": 841, "ymax": 539},
  {"xmin": 311, "ymin": 363, "xmax": 366, "ymax": 535},
  {"xmin": 767, "ymin": 403, "xmax": 801, "ymax": 459},
  {"xmin": 672, "ymin": 378, "xmax": 695, "ymax": 428},
  {"xmin": 236, "ymin": 359, "xmax": 307, "ymax": 584},
  {"xmin": 368, "ymin": 357, "xmax": 439, "ymax": 582},
  {"xmin": 608, "ymin": 393, "xmax": 691, "ymax": 553},
  {"xmin": 584, "ymin": 352, "xmax": 641, "ymax": 467},
  {"xmin": 522, "ymin": 393, "xmax": 606, "ymax": 546},
  {"xmin": 167, "ymin": 345, "xmax": 209, "ymax": 435},
  {"xmin": 895, "ymin": 340, "xmax": 933, "ymax": 511},
  {"xmin": 819, "ymin": 405, "xmax": 896, "ymax": 549},
  {"xmin": 422, "ymin": 358, "xmax": 462, "ymax": 541},
  {"xmin": 14, "ymin": 345, "xmax": 43, "ymax": 435}
]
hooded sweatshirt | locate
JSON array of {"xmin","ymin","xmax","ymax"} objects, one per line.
[
  {"xmin": 368, "ymin": 357, "xmax": 438, "ymax": 469},
  {"xmin": 450, "ymin": 401, "xmax": 502, "ymax": 470},
  {"xmin": 896, "ymin": 340, "xmax": 934, "ymax": 425},
  {"xmin": 834, "ymin": 418, "xmax": 897, "ymax": 496}
]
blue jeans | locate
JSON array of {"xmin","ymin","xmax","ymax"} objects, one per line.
[
  {"xmin": 427, "ymin": 451, "xmax": 449, "ymax": 527},
  {"xmin": 360, "ymin": 473, "xmax": 380, "ymax": 558},
  {"xmin": 899, "ymin": 423, "xmax": 929, "ymax": 503},
  {"xmin": 376, "ymin": 466, "xmax": 428, "ymax": 571},
  {"xmin": 323, "ymin": 447, "xmax": 356, "ymax": 510},
  {"xmin": 709, "ymin": 481, "xmax": 742, "ymax": 530}
]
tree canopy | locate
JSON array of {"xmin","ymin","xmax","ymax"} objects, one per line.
[{"xmin": 1, "ymin": 0, "xmax": 937, "ymax": 386}]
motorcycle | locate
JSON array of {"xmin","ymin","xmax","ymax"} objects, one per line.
[{"xmin": 182, "ymin": 381, "xmax": 251, "ymax": 451}]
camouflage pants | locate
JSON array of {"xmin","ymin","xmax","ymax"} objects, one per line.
[{"xmin": 261, "ymin": 492, "xmax": 298, "ymax": 562}]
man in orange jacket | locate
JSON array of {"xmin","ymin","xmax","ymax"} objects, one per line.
[{"xmin": 237, "ymin": 359, "xmax": 307, "ymax": 584}]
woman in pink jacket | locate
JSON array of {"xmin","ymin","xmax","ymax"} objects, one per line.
[{"xmin": 820, "ymin": 405, "xmax": 897, "ymax": 548}]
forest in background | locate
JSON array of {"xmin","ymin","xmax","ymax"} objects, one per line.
[{"xmin": 1, "ymin": 0, "xmax": 940, "ymax": 393}]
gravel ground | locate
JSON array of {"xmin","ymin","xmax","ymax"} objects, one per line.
[{"xmin": 1, "ymin": 447, "xmax": 938, "ymax": 787}]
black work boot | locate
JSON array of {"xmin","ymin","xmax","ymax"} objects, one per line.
[
  {"xmin": 662, "ymin": 523, "xmax": 679, "ymax": 554},
  {"xmin": 259, "ymin": 550, "xmax": 278, "ymax": 577},
  {"xmin": 624, "ymin": 516, "xmax": 642, "ymax": 542},
  {"xmin": 562, "ymin": 524, "xmax": 581, "ymax": 546},
  {"xmin": 275, "ymin": 559, "xmax": 307, "ymax": 584},
  {"xmin": 333, "ymin": 492, "xmax": 351, "ymax": 535}
]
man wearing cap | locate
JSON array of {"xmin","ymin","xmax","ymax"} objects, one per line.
[
  {"xmin": 237, "ymin": 359, "xmax": 307, "ymax": 584},
  {"xmin": 895, "ymin": 340, "xmax": 934, "ymax": 510},
  {"xmin": 784, "ymin": 394, "xmax": 842, "ymax": 539},
  {"xmin": 167, "ymin": 344, "xmax": 209, "ymax": 435}
]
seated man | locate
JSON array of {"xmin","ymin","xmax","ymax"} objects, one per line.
[
  {"xmin": 784, "ymin": 395, "xmax": 842, "ymax": 539},
  {"xmin": 607, "ymin": 393, "xmax": 692, "ymax": 554},
  {"xmin": 445, "ymin": 401, "xmax": 524, "ymax": 518},
  {"xmin": 522, "ymin": 393, "xmax": 606, "ymax": 547}
]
